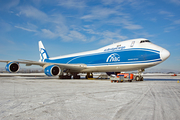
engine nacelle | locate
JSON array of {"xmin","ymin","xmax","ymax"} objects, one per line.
[
  {"xmin": 44, "ymin": 65, "xmax": 61, "ymax": 76},
  {"xmin": 5, "ymin": 62, "xmax": 20, "ymax": 73}
]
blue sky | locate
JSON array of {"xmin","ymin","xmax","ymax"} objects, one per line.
[{"xmin": 0, "ymin": 0, "xmax": 180, "ymax": 72}]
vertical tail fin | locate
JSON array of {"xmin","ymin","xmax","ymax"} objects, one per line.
[{"xmin": 39, "ymin": 41, "xmax": 49, "ymax": 62}]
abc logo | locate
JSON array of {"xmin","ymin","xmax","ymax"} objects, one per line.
[{"xmin": 106, "ymin": 53, "xmax": 120, "ymax": 62}]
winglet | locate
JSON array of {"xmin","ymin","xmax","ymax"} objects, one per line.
[{"xmin": 39, "ymin": 41, "xmax": 49, "ymax": 62}]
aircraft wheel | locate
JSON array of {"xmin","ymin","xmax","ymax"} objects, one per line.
[
  {"xmin": 140, "ymin": 77, "xmax": 143, "ymax": 81},
  {"xmin": 135, "ymin": 76, "xmax": 140, "ymax": 81},
  {"xmin": 67, "ymin": 75, "xmax": 71, "ymax": 79},
  {"xmin": 59, "ymin": 75, "xmax": 71, "ymax": 79},
  {"xmin": 135, "ymin": 76, "xmax": 143, "ymax": 81},
  {"xmin": 59, "ymin": 75, "xmax": 64, "ymax": 79},
  {"xmin": 73, "ymin": 75, "xmax": 80, "ymax": 79}
]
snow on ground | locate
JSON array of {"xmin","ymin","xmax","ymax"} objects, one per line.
[{"xmin": 0, "ymin": 77, "xmax": 180, "ymax": 120}]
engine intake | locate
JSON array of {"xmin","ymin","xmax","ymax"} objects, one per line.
[
  {"xmin": 5, "ymin": 62, "xmax": 20, "ymax": 73},
  {"xmin": 44, "ymin": 65, "xmax": 61, "ymax": 76}
]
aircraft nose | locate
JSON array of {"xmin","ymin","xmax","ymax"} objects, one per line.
[{"xmin": 160, "ymin": 48, "xmax": 170, "ymax": 61}]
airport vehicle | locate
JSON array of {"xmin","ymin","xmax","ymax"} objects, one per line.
[
  {"xmin": 110, "ymin": 73, "xmax": 134, "ymax": 83},
  {"xmin": 0, "ymin": 38, "xmax": 170, "ymax": 80}
]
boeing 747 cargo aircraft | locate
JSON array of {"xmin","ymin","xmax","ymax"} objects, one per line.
[{"xmin": 0, "ymin": 38, "xmax": 170, "ymax": 80}]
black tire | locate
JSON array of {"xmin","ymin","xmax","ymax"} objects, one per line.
[
  {"xmin": 73, "ymin": 75, "xmax": 80, "ymax": 79},
  {"xmin": 59, "ymin": 75, "xmax": 71, "ymax": 79},
  {"xmin": 67, "ymin": 75, "xmax": 71, "ymax": 79},
  {"xmin": 59, "ymin": 75, "xmax": 64, "ymax": 79},
  {"xmin": 86, "ymin": 75, "xmax": 93, "ymax": 79}
]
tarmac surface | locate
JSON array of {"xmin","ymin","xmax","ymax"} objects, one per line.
[{"xmin": 0, "ymin": 76, "xmax": 180, "ymax": 120}]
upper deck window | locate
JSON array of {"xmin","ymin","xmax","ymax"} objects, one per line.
[{"xmin": 140, "ymin": 40, "xmax": 151, "ymax": 43}]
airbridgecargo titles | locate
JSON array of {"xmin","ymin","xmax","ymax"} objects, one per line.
[
  {"xmin": 0, "ymin": 38, "xmax": 170, "ymax": 80},
  {"xmin": 104, "ymin": 46, "xmax": 125, "ymax": 51}
]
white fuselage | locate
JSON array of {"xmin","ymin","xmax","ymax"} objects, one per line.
[{"xmin": 44, "ymin": 38, "xmax": 170, "ymax": 73}]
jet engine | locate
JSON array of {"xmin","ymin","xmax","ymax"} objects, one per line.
[
  {"xmin": 5, "ymin": 62, "xmax": 20, "ymax": 73},
  {"xmin": 44, "ymin": 65, "xmax": 61, "ymax": 76}
]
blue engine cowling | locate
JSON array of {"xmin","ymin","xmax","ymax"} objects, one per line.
[
  {"xmin": 5, "ymin": 62, "xmax": 20, "ymax": 73},
  {"xmin": 44, "ymin": 65, "xmax": 61, "ymax": 76}
]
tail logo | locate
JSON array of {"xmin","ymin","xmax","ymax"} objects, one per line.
[
  {"xmin": 106, "ymin": 53, "xmax": 120, "ymax": 62},
  {"xmin": 40, "ymin": 48, "xmax": 48, "ymax": 62}
]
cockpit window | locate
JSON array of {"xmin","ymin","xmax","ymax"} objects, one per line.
[{"xmin": 140, "ymin": 40, "xmax": 151, "ymax": 43}]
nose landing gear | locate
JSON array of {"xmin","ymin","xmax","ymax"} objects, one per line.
[{"xmin": 135, "ymin": 69, "xmax": 144, "ymax": 81}]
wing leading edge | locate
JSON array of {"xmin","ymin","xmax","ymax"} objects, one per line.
[
  {"xmin": 0, "ymin": 60, "xmax": 87, "ymax": 72},
  {"xmin": 0, "ymin": 40, "xmax": 88, "ymax": 77}
]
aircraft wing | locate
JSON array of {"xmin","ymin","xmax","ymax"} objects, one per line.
[{"xmin": 0, "ymin": 60, "xmax": 87, "ymax": 71}]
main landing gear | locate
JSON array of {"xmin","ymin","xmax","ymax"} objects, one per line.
[
  {"xmin": 135, "ymin": 69, "xmax": 144, "ymax": 81},
  {"xmin": 59, "ymin": 72, "xmax": 80, "ymax": 79},
  {"xmin": 59, "ymin": 73, "xmax": 71, "ymax": 79},
  {"xmin": 72, "ymin": 73, "xmax": 80, "ymax": 79}
]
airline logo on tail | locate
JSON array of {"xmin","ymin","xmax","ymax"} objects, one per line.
[
  {"xmin": 39, "ymin": 41, "xmax": 49, "ymax": 62},
  {"xmin": 106, "ymin": 53, "xmax": 120, "ymax": 62},
  {"xmin": 39, "ymin": 48, "xmax": 49, "ymax": 62}
]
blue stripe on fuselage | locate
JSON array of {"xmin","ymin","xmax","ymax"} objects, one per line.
[{"xmin": 44, "ymin": 48, "xmax": 161, "ymax": 66}]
